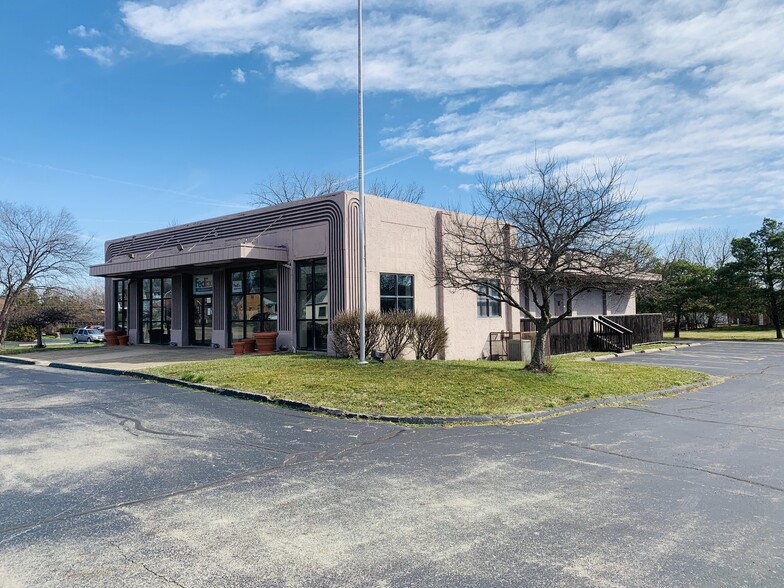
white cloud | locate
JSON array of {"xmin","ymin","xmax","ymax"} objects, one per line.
[
  {"xmin": 51, "ymin": 45, "xmax": 67, "ymax": 60},
  {"xmin": 120, "ymin": 0, "xmax": 784, "ymax": 223},
  {"xmin": 78, "ymin": 46, "xmax": 114, "ymax": 66},
  {"xmin": 69, "ymin": 25, "xmax": 101, "ymax": 38},
  {"xmin": 231, "ymin": 67, "xmax": 246, "ymax": 83},
  {"xmin": 263, "ymin": 45, "xmax": 298, "ymax": 63}
]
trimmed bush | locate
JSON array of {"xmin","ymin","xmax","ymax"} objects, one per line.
[
  {"xmin": 380, "ymin": 310, "xmax": 414, "ymax": 359},
  {"xmin": 332, "ymin": 310, "xmax": 383, "ymax": 358},
  {"xmin": 411, "ymin": 314, "xmax": 449, "ymax": 360}
]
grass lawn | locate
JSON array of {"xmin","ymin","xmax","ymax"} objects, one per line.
[
  {"xmin": 665, "ymin": 326, "xmax": 783, "ymax": 341},
  {"xmin": 144, "ymin": 354, "xmax": 709, "ymax": 418}
]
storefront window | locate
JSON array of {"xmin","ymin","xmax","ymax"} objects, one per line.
[
  {"xmin": 296, "ymin": 258, "xmax": 328, "ymax": 351},
  {"xmin": 141, "ymin": 277, "xmax": 172, "ymax": 344},
  {"xmin": 229, "ymin": 266, "xmax": 278, "ymax": 341}
]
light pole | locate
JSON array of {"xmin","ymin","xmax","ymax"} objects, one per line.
[{"xmin": 357, "ymin": 0, "xmax": 368, "ymax": 365}]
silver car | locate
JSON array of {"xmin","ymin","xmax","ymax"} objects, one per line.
[{"xmin": 72, "ymin": 328, "xmax": 106, "ymax": 343}]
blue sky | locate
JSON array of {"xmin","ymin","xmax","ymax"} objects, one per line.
[{"xmin": 2, "ymin": 0, "xmax": 784, "ymax": 264}]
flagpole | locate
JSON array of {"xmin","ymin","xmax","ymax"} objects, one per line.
[{"xmin": 357, "ymin": 0, "xmax": 368, "ymax": 365}]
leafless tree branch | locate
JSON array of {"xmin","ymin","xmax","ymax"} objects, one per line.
[
  {"xmin": 437, "ymin": 155, "xmax": 649, "ymax": 371},
  {"xmin": 249, "ymin": 169, "xmax": 424, "ymax": 207}
]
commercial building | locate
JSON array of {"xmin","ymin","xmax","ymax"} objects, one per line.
[{"xmin": 90, "ymin": 192, "xmax": 639, "ymax": 359}]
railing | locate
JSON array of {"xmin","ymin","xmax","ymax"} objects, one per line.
[
  {"xmin": 591, "ymin": 316, "xmax": 632, "ymax": 352},
  {"xmin": 519, "ymin": 313, "xmax": 662, "ymax": 355}
]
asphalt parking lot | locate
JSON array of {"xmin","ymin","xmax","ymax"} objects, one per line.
[
  {"xmin": 612, "ymin": 340, "xmax": 781, "ymax": 376},
  {"xmin": 1, "ymin": 341, "xmax": 782, "ymax": 587}
]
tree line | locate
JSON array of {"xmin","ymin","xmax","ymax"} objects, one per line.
[{"xmin": 638, "ymin": 219, "xmax": 784, "ymax": 339}]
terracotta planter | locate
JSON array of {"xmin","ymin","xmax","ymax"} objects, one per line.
[
  {"xmin": 117, "ymin": 335, "xmax": 129, "ymax": 346},
  {"xmin": 253, "ymin": 331, "xmax": 278, "ymax": 355},
  {"xmin": 242, "ymin": 338, "xmax": 256, "ymax": 353},
  {"xmin": 231, "ymin": 341, "xmax": 245, "ymax": 355},
  {"xmin": 105, "ymin": 330, "xmax": 119, "ymax": 346}
]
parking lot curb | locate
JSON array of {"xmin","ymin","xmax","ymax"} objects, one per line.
[
  {"xmin": 0, "ymin": 355, "xmax": 719, "ymax": 426},
  {"xmin": 0, "ymin": 355, "xmax": 38, "ymax": 366}
]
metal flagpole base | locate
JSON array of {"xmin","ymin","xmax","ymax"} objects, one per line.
[{"xmin": 357, "ymin": 360, "xmax": 369, "ymax": 365}]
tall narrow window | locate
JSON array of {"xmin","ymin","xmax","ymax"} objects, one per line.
[
  {"xmin": 296, "ymin": 258, "xmax": 328, "ymax": 351},
  {"xmin": 477, "ymin": 279, "xmax": 502, "ymax": 318},
  {"xmin": 141, "ymin": 277, "xmax": 172, "ymax": 344},
  {"xmin": 113, "ymin": 279, "xmax": 128, "ymax": 332},
  {"xmin": 380, "ymin": 273, "xmax": 414, "ymax": 312}
]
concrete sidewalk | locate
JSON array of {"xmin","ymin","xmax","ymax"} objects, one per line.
[{"xmin": 4, "ymin": 345, "xmax": 234, "ymax": 370}]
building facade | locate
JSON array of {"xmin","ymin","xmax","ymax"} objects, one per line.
[{"xmin": 90, "ymin": 192, "xmax": 639, "ymax": 359}]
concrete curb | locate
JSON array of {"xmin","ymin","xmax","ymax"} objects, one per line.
[
  {"xmin": 0, "ymin": 355, "xmax": 39, "ymax": 366},
  {"xmin": 0, "ymin": 354, "xmax": 719, "ymax": 426},
  {"xmin": 585, "ymin": 341, "xmax": 703, "ymax": 362}
]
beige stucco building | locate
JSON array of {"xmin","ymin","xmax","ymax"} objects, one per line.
[{"xmin": 90, "ymin": 192, "xmax": 639, "ymax": 359}]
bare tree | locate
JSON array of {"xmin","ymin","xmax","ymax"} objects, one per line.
[
  {"xmin": 67, "ymin": 283, "xmax": 106, "ymax": 323},
  {"xmin": 663, "ymin": 227, "xmax": 734, "ymax": 268},
  {"xmin": 0, "ymin": 202, "xmax": 93, "ymax": 344},
  {"xmin": 250, "ymin": 169, "xmax": 423, "ymax": 207},
  {"xmin": 437, "ymin": 156, "xmax": 648, "ymax": 372},
  {"xmin": 658, "ymin": 227, "xmax": 735, "ymax": 327}
]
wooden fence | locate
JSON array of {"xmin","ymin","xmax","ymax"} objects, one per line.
[
  {"xmin": 600, "ymin": 314, "xmax": 663, "ymax": 345},
  {"xmin": 519, "ymin": 313, "xmax": 663, "ymax": 355}
]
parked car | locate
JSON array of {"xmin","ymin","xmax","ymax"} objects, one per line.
[{"xmin": 73, "ymin": 328, "xmax": 106, "ymax": 344}]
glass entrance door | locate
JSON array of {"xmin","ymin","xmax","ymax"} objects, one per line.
[{"xmin": 192, "ymin": 296, "xmax": 212, "ymax": 346}]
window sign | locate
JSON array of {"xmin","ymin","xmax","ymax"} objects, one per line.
[
  {"xmin": 193, "ymin": 274, "xmax": 213, "ymax": 295},
  {"xmin": 231, "ymin": 272, "xmax": 243, "ymax": 294}
]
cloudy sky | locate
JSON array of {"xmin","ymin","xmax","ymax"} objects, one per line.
[{"xmin": 1, "ymin": 0, "xmax": 783, "ymax": 255}]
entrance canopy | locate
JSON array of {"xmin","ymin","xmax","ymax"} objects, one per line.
[{"xmin": 90, "ymin": 243, "xmax": 289, "ymax": 278}]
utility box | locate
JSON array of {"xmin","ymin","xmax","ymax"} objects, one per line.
[{"xmin": 508, "ymin": 339, "xmax": 532, "ymax": 363}]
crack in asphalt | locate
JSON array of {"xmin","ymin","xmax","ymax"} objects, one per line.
[
  {"xmin": 99, "ymin": 407, "xmax": 325, "ymax": 455},
  {"xmin": 102, "ymin": 408, "xmax": 203, "ymax": 439},
  {"xmin": 560, "ymin": 440, "xmax": 784, "ymax": 494},
  {"xmin": 616, "ymin": 406, "xmax": 784, "ymax": 432},
  {"xmin": 109, "ymin": 540, "xmax": 188, "ymax": 588},
  {"xmin": 0, "ymin": 426, "xmax": 409, "ymax": 537}
]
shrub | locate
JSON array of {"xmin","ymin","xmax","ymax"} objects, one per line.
[
  {"xmin": 380, "ymin": 310, "xmax": 414, "ymax": 359},
  {"xmin": 331, "ymin": 310, "xmax": 383, "ymax": 358},
  {"xmin": 411, "ymin": 314, "xmax": 448, "ymax": 360},
  {"xmin": 6, "ymin": 325, "xmax": 37, "ymax": 342}
]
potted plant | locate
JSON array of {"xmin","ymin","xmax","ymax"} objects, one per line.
[{"xmin": 253, "ymin": 331, "xmax": 278, "ymax": 354}]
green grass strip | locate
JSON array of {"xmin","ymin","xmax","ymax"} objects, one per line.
[{"xmin": 145, "ymin": 354, "xmax": 708, "ymax": 417}]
